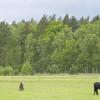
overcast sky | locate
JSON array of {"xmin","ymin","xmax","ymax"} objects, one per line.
[{"xmin": 0, "ymin": 0, "xmax": 100, "ymax": 22}]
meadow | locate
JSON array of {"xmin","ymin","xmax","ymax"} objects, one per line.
[{"xmin": 0, "ymin": 74, "xmax": 100, "ymax": 100}]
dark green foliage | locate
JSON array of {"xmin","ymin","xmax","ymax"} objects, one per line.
[
  {"xmin": 91, "ymin": 15, "xmax": 100, "ymax": 23},
  {"xmin": 37, "ymin": 15, "xmax": 49, "ymax": 34},
  {"xmin": 69, "ymin": 64, "xmax": 78, "ymax": 74},
  {"xmin": 3, "ymin": 66, "xmax": 14, "ymax": 75},
  {"xmin": 68, "ymin": 16, "xmax": 80, "ymax": 32},
  {"xmin": 63, "ymin": 14, "xmax": 70, "ymax": 26},
  {"xmin": 47, "ymin": 64, "xmax": 60, "ymax": 74},
  {"xmin": 0, "ymin": 66, "xmax": 4, "ymax": 75},
  {"xmin": 0, "ymin": 66, "xmax": 14, "ymax": 75},
  {"xmin": 21, "ymin": 61, "xmax": 33, "ymax": 75},
  {"xmin": 0, "ymin": 15, "xmax": 100, "ymax": 75},
  {"xmin": 79, "ymin": 17, "xmax": 89, "ymax": 25}
]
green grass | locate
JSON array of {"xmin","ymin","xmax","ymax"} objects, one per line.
[{"xmin": 0, "ymin": 74, "xmax": 100, "ymax": 100}]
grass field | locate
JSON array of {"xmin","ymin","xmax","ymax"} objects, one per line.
[{"xmin": 0, "ymin": 74, "xmax": 100, "ymax": 100}]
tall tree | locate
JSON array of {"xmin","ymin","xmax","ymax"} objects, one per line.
[
  {"xmin": 91, "ymin": 15, "xmax": 100, "ymax": 23},
  {"xmin": 37, "ymin": 15, "xmax": 48, "ymax": 34},
  {"xmin": 63, "ymin": 14, "xmax": 70, "ymax": 26},
  {"xmin": 69, "ymin": 16, "xmax": 80, "ymax": 32}
]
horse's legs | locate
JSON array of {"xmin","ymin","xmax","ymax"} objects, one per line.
[
  {"xmin": 94, "ymin": 88, "xmax": 96, "ymax": 95},
  {"xmin": 94, "ymin": 88, "xmax": 99, "ymax": 95},
  {"xmin": 95, "ymin": 89, "xmax": 98, "ymax": 95}
]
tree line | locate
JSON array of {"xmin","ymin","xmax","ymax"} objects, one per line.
[{"xmin": 0, "ymin": 14, "xmax": 100, "ymax": 75}]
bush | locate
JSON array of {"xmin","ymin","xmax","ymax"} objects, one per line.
[
  {"xmin": 47, "ymin": 64, "xmax": 60, "ymax": 74},
  {"xmin": 0, "ymin": 66, "xmax": 4, "ymax": 75},
  {"xmin": 0, "ymin": 66, "xmax": 14, "ymax": 75},
  {"xmin": 3, "ymin": 66, "xmax": 14, "ymax": 75},
  {"xmin": 69, "ymin": 64, "xmax": 78, "ymax": 74},
  {"xmin": 21, "ymin": 61, "xmax": 33, "ymax": 75}
]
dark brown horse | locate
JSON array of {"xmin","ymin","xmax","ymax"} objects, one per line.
[
  {"xmin": 94, "ymin": 82, "xmax": 100, "ymax": 95},
  {"xmin": 19, "ymin": 82, "xmax": 24, "ymax": 91}
]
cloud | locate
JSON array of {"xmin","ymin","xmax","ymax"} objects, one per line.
[{"xmin": 0, "ymin": 0, "xmax": 99, "ymax": 22}]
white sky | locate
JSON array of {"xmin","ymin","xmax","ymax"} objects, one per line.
[{"xmin": 0, "ymin": 0, "xmax": 100, "ymax": 22}]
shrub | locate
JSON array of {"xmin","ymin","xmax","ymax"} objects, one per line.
[
  {"xmin": 3, "ymin": 66, "xmax": 14, "ymax": 75},
  {"xmin": 0, "ymin": 66, "xmax": 4, "ymax": 75},
  {"xmin": 21, "ymin": 61, "xmax": 33, "ymax": 75},
  {"xmin": 69, "ymin": 64, "xmax": 78, "ymax": 74},
  {"xmin": 0, "ymin": 66, "xmax": 14, "ymax": 75},
  {"xmin": 47, "ymin": 64, "xmax": 60, "ymax": 73}
]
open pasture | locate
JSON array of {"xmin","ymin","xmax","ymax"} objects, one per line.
[{"xmin": 0, "ymin": 74, "xmax": 100, "ymax": 100}]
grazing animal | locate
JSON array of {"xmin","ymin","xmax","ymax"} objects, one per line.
[
  {"xmin": 94, "ymin": 82, "xmax": 100, "ymax": 95},
  {"xmin": 19, "ymin": 82, "xmax": 24, "ymax": 91}
]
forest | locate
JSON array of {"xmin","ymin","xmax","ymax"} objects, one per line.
[{"xmin": 0, "ymin": 14, "xmax": 100, "ymax": 75}]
